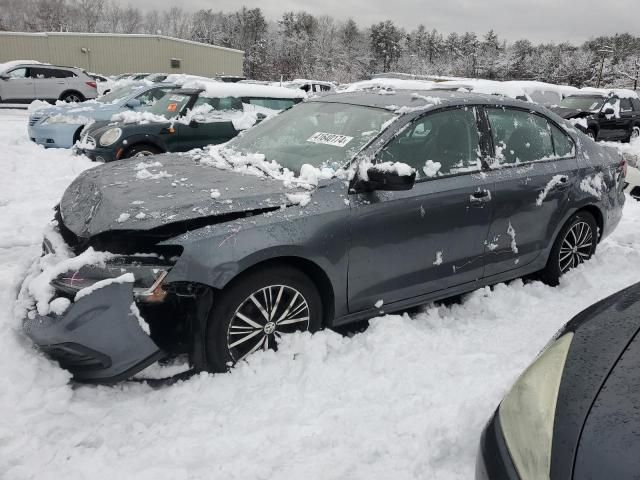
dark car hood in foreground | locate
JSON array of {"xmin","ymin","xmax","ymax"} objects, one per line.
[
  {"xmin": 550, "ymin": 107, "xmax": 593, "ymax": 120},
  {"xmin": 60, "ymin": 153, "xmax": 301, "ymax": 238}
]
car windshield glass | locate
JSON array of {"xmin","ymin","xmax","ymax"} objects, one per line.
[
  {"xmin": 559, "ymin": 96, "xmax": 605, "ymax": 111},
  {"xmin": 96, "ymin": 85, "xmax": 147, "ymax": 104},
  {"xmin": 147, "ymin": 93, "xmax": 193, "ymax": 118},
  {"xmin": 226, "ymin": 101, "xmax": 394, "ymax": 174}
]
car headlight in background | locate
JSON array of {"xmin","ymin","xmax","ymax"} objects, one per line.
[
  {"xmin": 99, "ymin": 127, "xmax": 122, "ymax": 146},
  {"xmin": 498, "ymin": 333, "xmax": 574, "ymax": 480}
]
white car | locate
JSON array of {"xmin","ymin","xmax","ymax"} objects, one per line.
[
  {"xmin": 0, "ymin": 62, "xmax": 98, "ymax": 103},
  {"xmin": 89, "ymin": 73, "xmax": 115, "ymax": 96}
]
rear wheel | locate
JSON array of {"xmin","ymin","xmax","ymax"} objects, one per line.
[
  {"xmin": 60, "ymin": 91, "xmax": 84, "ymax": 102},
  {"xmin": 205, "ymin": 265, "xmax": 323, "ymax": 372},
  {"xmin": 123, "ymin": 144, "xmax": 161, "ymax": 158},
  {"xmin": 540, "ymin": 211, "xmax": 598, "ymax": 286}
]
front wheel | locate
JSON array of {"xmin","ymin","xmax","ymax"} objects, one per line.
[
  {"xmin": 631, "ymin": 126, "xmax": 640, "ymax": 141},
  {"xmin": 205, "ymin": 265, "xmax": 323, "ymax": 372},
  {"xmin": 586, "ymin": 129, "xmax": 597, "ymax": 141},
  {"xmin": 122, "ymin": 144, "xmax": 161, "ymax": 158},
  {"xmin": 540, "ymin": 211, "xmax": 598, "ymax": 286},
  {"xmin": 60, "ymin": 91, "xmax": 84, "ymax": 103}
]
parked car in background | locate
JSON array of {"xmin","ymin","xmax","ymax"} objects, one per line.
[
  {"xmin": 76, "ymin": 82, "xmax": 305, "ymax": 161},
  {"xmin": 0, "ymin": 63, "xmax": 97, "ymax": 103},
  {"xmin": 552, "ymin": 89, "xmax": 640, "ymax": 142},
  {"xmin": 21, "ymin": 91, "xmax": 625, "ymax": 383},
  {"xmin": 477, "ymin": 282, "xmax": 640, "ymax": 480},
  {"xmin": 282, "ymin": 79, "xmax": 335, "ymax": 93},
  {"xmin": 28, "ymin": 82, "xmax": 179, "ymax": 148},
  {"xmin": 503, "ymin": 80, "xmax": 578, "ymax": 107},
  {"xmin": 89, "ymin": 73, "xmax": 115, "ymax": 95}
]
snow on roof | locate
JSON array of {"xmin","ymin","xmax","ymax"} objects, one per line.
[
  {"xmin": 289, "ymin": 79, "xmax": 335, "ymax": 86},
  {"xmin": 0, "ymin": 60, "xmax": 44, "ymax": 72},
  {"xmin": 503, "ymin": 80, "xmax": 578, "ymax": 96},
  {"xmin": 579, "ymin": 87, "xmax": 639, "ymax": 99},
  {"xmin": 176, "ymin": 77, "xmax": 307, "ymax": 99},
  {"xmin": 344, "ymin": 78, "xmax": 435, "ymax": 92},
  {"xmin": 438, "ymin": 79, "xmax": 530, "ymax": 101}
]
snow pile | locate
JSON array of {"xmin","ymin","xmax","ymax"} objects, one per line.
[
  {"xmin": 344, "ymin": 77, "xmax": 435, "ymax": 92},
  {"xmin": 177, "ymin": 77, "xmax": 306, "ymax": 100},
  {"xmin": 580, "ymin": 172, "xmax": 605, "ymax": 199},
  {"xmin": 433, "ymin": 251, "xmax": 443, "ymax": 266},
  {"xmin": 286, "ymin": 192, "xmax": 312, "ymax": 207},
  {"xmin": 136, "ymin": 168, "xmax": 173, "ymax": 180},
  {"xmin": 3, "ymin": 109, "xmax": 640, "ymax": 480},
  {"xmin": 0, "ymin": 59, "xmax": 44, "ymax": 72},
  {"xmin": 536, "ymin": 175, "xmax": 566, "ymax": 206}
]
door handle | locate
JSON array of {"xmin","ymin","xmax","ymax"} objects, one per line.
[
  {"xmin": 57, "ymin": 81, "xmax": 65, "ymax": 84},
  {"xmin": 469, "ymin": 189, "xmax": 492, "ymax": 205}
]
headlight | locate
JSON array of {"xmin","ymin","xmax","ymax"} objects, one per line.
[
  {"xmin": 42, "ymin": 116, "xmax": 66, "ymax": 124},
  {"xmin": 99, "ymin": 127, "xmax": 122, "ymax": 146},
  {"xmin": 499, "ymin": 333, "xmax": 574, "ymax": 480}
]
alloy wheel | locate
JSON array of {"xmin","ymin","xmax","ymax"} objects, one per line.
[
  {"xmin": 632, "ymin": 127, "xmax": 640, "ymax": 140},
  {"xmin": 226, "ymin": 285, "xmax": 310, "ymax": 362},
  {"xmin": 134, "ymin": 150, "xmax": 154, "ymax": 157},
  {"xmin": 558, "ymin": 221, "xmax": 594, "ymax": 274},
  {"xmin": 64, "ymin": 94, "xmax": 81, "ymax": 102}
]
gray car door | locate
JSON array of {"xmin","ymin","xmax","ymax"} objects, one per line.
[
  {"xmin": 347, "ymin": 106, "xmax": 494, "ymax": 312},
  {"xmin": 1, "ymin": 67, "xmax": 35, "ymax": 101},
  {"xmin": 480, "ymin": 106, "xmax": 578, "ymax": 279}
]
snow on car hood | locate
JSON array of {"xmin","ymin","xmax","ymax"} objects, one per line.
[{"xmin": 59, "ymin": 154, "xmax": 304, "ymax": 238}]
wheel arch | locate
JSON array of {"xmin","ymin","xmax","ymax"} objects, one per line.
[{"xmin": 222, "ymin": 256, "xmax": 336, "ymax": 328}]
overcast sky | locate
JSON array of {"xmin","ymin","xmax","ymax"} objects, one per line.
[{"xmin": 129, "ymin": 0, "xmax": 640, "ymax": 43}]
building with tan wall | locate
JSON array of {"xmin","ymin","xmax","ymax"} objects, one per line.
[{"xmin": 0, "ymin": 32, "xmax": 244, "ymax": 77}]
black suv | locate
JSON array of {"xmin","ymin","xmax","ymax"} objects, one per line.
[{"xmin": 552, "ymin": 92, "xmax": 640, "ymax": 142}]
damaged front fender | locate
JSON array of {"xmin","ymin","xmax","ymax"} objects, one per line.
[{"xmin": 23, "ymin": 282, "xmax": 164, "ymax": 383}]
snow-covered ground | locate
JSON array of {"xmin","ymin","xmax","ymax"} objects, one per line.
[{"xmin": 1, "ymin": 108, "xmax": 640, "ymax": 480}]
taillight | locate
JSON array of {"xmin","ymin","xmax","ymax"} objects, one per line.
[{"xmin": 86, "ymin": 81, "xmax": 97, "ymax": 89}]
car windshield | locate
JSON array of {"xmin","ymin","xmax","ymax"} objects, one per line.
[
  {"xmin": 226, "ymin": 101, "xmax": 395, "ymax": 174},
  {"xmin": 96, "ymin": 85, "xmax": 147, "ymax": 104},
  {"xmin": 147, "ymin": 93, "xmax": 194, "ymax": 118},
  {"xmin": 559, "ymin": 96, "xmax": 606, "ymax": 111}
]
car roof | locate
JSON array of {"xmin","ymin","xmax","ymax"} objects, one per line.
[{"xmin": 310, "ymin": 90, "xmax": 541, "ymax": 113}]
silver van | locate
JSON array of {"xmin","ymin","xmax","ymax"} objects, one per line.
[{"xmin": 0, "ymin": 63, "xmax": 98, "ymax": 103}]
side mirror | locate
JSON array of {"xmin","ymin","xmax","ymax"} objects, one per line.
[
  {"xmin": 125, "ymin": 99, "xmax": 141, "ymax": 109},
  {"xmin": 355, "ymin": 163, "xmax": 416, "ymax": 192},
  {"xmin": 601, "ymin": 107, "xmax": 615, "ymax": 116}
]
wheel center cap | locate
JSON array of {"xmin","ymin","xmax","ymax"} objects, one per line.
[
  {"xmin": 264, "ymin": 322, "xmax": 276, "ymax": 334},
  {"xmin": 572, "ymin": 246, "xmax": 578, "ymax": 253}
]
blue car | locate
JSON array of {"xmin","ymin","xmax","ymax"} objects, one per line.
[{"xmin": 27, "ymin": 82, "xmax": 179, "ymax": 148}]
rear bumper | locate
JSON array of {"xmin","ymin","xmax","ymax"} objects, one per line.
[
  {"xmin": 23, "ymin": 282, "xmax": 163, "ymax": 383},
  {"xmin": 28, "ymin": 123, "xmax": 79, "ymax": 149},
  {"xmin": 476, "ymin": 411, "xmax": 520, "ymax": 480}
]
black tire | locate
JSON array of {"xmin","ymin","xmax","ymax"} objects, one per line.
[
  {"xmin": 205, "ymin": 265, "xmax": 323, "ymax": 372},
  {"xmin": 586, "ymin": 129, "xmax": 597, "ymax": 141},
  {"xmin": 540, "ymin": 211, "xmax": 598, "ymax": 286},
  {"xmin": 123, "ymin": 144, "xmax": 161, "ymax": 159},
  {"xmin": 60, "ymin": 91, "xmax": 84, "ymax": 102}
]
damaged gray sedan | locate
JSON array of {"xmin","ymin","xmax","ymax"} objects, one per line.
[{"xmin": 20, "ymin": 91, "xmax": 626, "ymax": 383}]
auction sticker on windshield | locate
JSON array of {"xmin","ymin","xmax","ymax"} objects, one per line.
[{"xmin": 307, "ymin": 132, "xmax": 354, "ymax": 147}]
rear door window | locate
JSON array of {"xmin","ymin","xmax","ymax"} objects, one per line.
[
  {"xmin": 378, "ymin": 107, "xmax": 482, "ymax": 177},
  {"xmin": 550, "ymin": 124, "xmax": 575, "ymax": 158},
  {"xmin": 487, "ymin": 108, "xmax": 555, "ymax": 164}
]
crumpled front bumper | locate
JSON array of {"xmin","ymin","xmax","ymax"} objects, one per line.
[{"xmin": 23, "ymin": 281, "xmax": 164, "ymax": 384}]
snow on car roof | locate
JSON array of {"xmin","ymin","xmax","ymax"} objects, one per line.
[
  {"xmin": 170, "ymin": 76, "xmax": 307, "ymax": 99},
  {"xmin": 0, "ymin": 60, "xmax": 45, "ymax": 72},
  {"xmin": 343, "ymin": 78, "xmax": 436, "ymax": 92},
  {"xmin": 437, "ymin": 79, "xmax": 530, "ymax": 100},
  {"xmin": 503, "ymin": 80, "xmax": 578, "ymax": 96}
]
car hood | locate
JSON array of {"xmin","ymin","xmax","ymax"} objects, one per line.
[
  {"xmin": 34, "ymin": 102, "xmax": 123, "ymax": 119},
  {"xmin": 550, "ymin": 107, "xmax": 593, "ymax": 120},
  {"xmin": 59, "ymin": 154, "xmax": 304, "ymax": 238}
]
